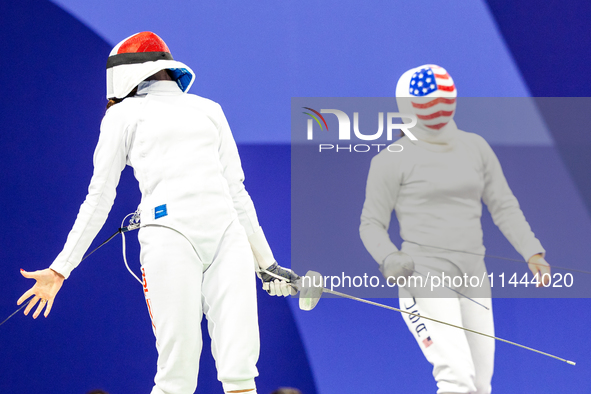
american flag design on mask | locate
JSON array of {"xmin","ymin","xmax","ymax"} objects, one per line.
[{"xmin": 408, "ymin": 65, "xmax": 457, "ymax": 130}]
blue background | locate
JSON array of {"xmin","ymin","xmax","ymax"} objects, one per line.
[{"xmin": 1, "ymin": 1, "xmax": 590, "ymax": 393}]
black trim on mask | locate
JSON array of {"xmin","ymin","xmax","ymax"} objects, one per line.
[{"xmin": 106, "ymin": 52, "xmax": 174, "ymax": 69}]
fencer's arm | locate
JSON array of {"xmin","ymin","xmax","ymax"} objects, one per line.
[
  {"xmin": 48, "ymin": 106, "xmax": 129, "ymax": 279},
  {"xmin": 478, "ymin": 135, "xmax": 545, "ymax": 261},
  {"xmin": 359, "ymin": 151, "xmax": 402, "ymax": 265},
  {"xmin": 215, "ymin": 104, "xmax": 276, "ymax": 270},
  {"xmin": 247, "ymin": 227, "xmax": 277, "ymax": 270}
]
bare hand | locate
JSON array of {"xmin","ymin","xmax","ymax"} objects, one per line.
[
  {"xmin": 528, "ymin": 254, "xmax": 551, "ymax": 287},
  {"xmin": 18, "ymin": 269, "xmax": 65, "ymax": 318}
]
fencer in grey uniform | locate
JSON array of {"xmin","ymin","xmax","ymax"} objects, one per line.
[{"xmin": 360, "ymin": 64, "xmax": 550, "ymax": 393}]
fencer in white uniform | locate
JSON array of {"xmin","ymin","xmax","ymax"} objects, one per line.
[
  {"xmin": 360, "ymin": 65, "xmax": 551, "ymax": 393},
  {"xmin": 18, "ymin": 32, "xmax": 295, "ymax": 394}
]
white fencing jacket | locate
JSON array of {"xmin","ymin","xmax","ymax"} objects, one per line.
[
  {"xmin": 360, "ymin": 124, "xmax": 544, "ymax": 269},
  {"xmin": 50, "ymin": 81, "xmax": 262, "ymax": 279}
]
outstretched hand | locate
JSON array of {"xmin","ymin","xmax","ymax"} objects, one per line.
[
  {"xmin": 17, "ymin": 269, "xmax": 65, "ymax": 318},
  {"xmin": 528, "ymin": 254, "xmax": 551, "ymax": 287}
]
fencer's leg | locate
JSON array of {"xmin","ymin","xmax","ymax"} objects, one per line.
[
  {"xmin": 399, "ymin": 287, "xmax": 477, "ymax": 394},
  {"xmin": 460, "ymin": 270, "xmax": 494, "ymax": 394},
  {"xmin": 139, "ymin": 227, "xmax": 204, "ymax": 394},
  {"xmin": 202, "ymin": 220, "xmax": 260, "ymax": 393}
]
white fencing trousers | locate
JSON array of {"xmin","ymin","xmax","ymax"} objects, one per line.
[
  {"xmin": 139, "ymin": 219, "xmax": 260, "ymax": 394},
  {"xmin": 398, "ymin": 255, "xmax": 494, "ymax": 394}
]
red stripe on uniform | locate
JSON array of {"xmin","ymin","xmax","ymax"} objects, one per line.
[
  {"xmin": 146, "ymin": 298, "xmax": 157, "ymax": 333},
  {"xmin": 146, "ymin": 299, "xmax": 154, "ymax": 320}
]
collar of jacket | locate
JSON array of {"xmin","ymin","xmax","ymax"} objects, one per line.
[{"xmin": 137, "ymin": 80, "xmax": 183, "ymax": 95}]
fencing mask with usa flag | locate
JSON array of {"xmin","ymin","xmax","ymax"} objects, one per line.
[{"xmin": 396, "ymin": 65, "xmax": 458, "ymax": 143}]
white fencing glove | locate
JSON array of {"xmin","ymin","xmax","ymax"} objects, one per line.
[
  {"xmin": 248, "ymin": 226, "xmax": 299, "ymax": 296},
  {"xmin": 380, "ymin": 251, "xmax": 415, "ymax": 284}
]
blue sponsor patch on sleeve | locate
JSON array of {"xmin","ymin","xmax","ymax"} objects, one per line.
[{"xmin": 154, "ymin": 204, "xmax": 168, "ymax": 219}]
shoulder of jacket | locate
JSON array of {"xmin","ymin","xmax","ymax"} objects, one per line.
[
  {"xmin": 457, "ymin": 129, "xmax": 489, "ymax": 147},
  {"xmin": 103, "ymin": 101, "xmax": 132, "ymax": 124},
  {"xmin": 370, "ymin": 139, "xmax": 410, "ymax": 166},
  {"xmin": 455, "ymin": 130, "xmax": 498, "ymax": 167},
  {"xmin": 184, "ymin": 93, "xmax": 222, "ymax": 110},
  {"xmin": 105, "ymin": 95, "xmax": 145, "ymax": 116}
]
